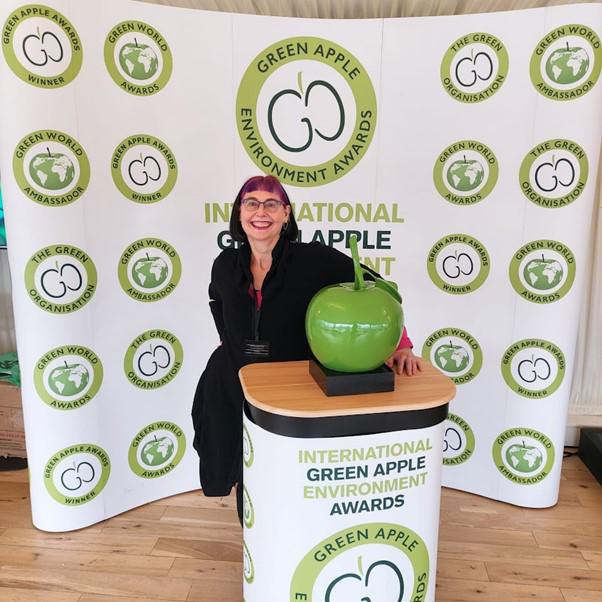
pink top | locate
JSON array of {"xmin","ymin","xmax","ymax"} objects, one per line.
[{"xmin": 250, "ymin": 287, "xmax": 413, "ymax": 349}]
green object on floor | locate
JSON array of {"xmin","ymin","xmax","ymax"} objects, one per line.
[{"xmin": 0, "ymin": 352, "xmax": 20, "ymax": 386}]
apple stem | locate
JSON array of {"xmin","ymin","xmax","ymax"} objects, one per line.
[
  {"xmin": 542, "ymin": 254, "xmax": 545, "ymax": 261},
  {"xmin": 146, "ymin": 253, "xmax": 150, "ymax": 260},
  {"xmin": 463, "ymin": 155, "xmax": 467, "ymax": 162},
  {"xmin": 47, "ymin": 147, "xmax": 52, "ymax": 157},
  {"xmin": 349, "ymin": 235, "xmax": 365, "ymax": 291},
  {"xmin": 297, "ymin": 71, "xmax": 304, "ymax": 95},
  {"xmin": 358, "ymin": 555, "xmax": 363, "ymax": 576},
  {"xmin": 64, "ymin": 361, "xmax": 69, "ymax": 369},
  {"xmin": 134, "ymin": 37, "xmax": 138, "ymax": 47},
  {"xmin": 566, "ymin": 41, "xmax": 570, "ymax": 51}
]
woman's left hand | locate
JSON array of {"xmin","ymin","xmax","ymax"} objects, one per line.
[{"xmin": 385, "ymin": 348, "xmax": 423, "ymax": 376}]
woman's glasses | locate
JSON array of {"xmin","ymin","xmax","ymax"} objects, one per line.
[{"xmin": 240, "ymin": 197, "xmax": 286, "ymax": 213}]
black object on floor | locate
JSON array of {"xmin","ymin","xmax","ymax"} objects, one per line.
[
  {"xmin": 578, "ymin": 427, "xmax": 602, "ymax": 485},
  {"xmin": 0, "ymin": 457, "xmax": 28, "ymax": 471},
  {"xmin": 308, "ymin": 360, "xmax": 394, "ymax": 396}
]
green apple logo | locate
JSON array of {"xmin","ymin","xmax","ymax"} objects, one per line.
[
  {"xmin": 546, "ymin": 42, "xmax": 589, "ymax": 84},
  {"xmin": 60, "ymin": 461, "xmax": 95, "ymax": 491},
  {"xmin": 442, "ymin": 251, "xmax": 474, "ymax": 279},
  {"xmin": 268, "ymin": 72, "xmax": 345, "ymax": 153},
  {"xmin": 141, "ymin": 435, "xmax": 175, "ymax": 467},
  {"xmin": 132, "ymin": 253, "xmax": 169, "ymax": 288},
  {"xmin": 325, "ymin": 557, "xmax": 404, "ymax": 602},
  {"xmin": 128, "ymin": 154, "xmax": 162, "ymax": 187},
  {"xmin": 523, "ymin": 255, "xmax": 563, "ymax": 290},
  {"xmin": 22, "ymin": 27, "xmax": 63, "ymax": 67},
  {"xmin": 446, "ymin": 155, "xmax": 484, "ymax": 192},
  {"xmin": 305, "ymin": 235, "xmax": 403, "ymax": 372},
  {"xmin": 534, "ymin": 155, "xmax": 575, "ymax": 193},
  {"xmin": 505, "ymin": 441, "xmax": 544, "ymax": 474},
  {"xmin": 29, "ymin": 147, "xmax": 75, "ymax": 190},
  {"xmin": 455, "ymin": 49, "xmax": 494, "ymax": 87},
  {"xmin": 40, "ymin": 261, "xmax": 83, "ymax": 299},
  {"xmin": 517, "ymin": 355, "xmax": 551, "ymax": 384},
  {"xmin": 434, "ymin": 341, "xmax": 469, "ymax": 373},
  {"xmin": 443, "ymin": 427, "xmax": 462, "ymax": 453},
  {"xmin": 119, "ymin": 38, "xmax": 158, "ymax": 80},
  {"xmin": 138, "ymin": 344, "xmax": 171, "ymax": 377},
  {"xmin": 48, "ymin": 361, "xmax": 90, "ymax": 396}
]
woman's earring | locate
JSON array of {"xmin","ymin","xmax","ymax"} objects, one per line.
[{"xmin": 282, "ymin": 221, "xmax": 289, "ymax": 232}]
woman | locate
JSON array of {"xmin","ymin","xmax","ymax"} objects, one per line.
[{"xmin": 192, "ymin": 175, "xmax": 422, "ymax": 522}]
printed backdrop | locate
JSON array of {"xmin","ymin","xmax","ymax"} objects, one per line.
[{"xmin": 0, "ymin": 0, "xmax": 600, "ymax": 532}]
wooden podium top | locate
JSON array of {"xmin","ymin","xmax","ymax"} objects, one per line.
[{"xmin": 239, "ymin": 361, "xmax": 455, "ymax": 418}]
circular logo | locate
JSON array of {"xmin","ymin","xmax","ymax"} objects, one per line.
[
  {"xmin": 493, "ymin": 428, "xmax": 555, "ymax": 485},
  {"xmin": 44, "ymin": 443, "xmax": 110, "ymax": 505},
  {"xmin": 118, "ymin": 238, "xmax": 181, "ymax": 302},
  {"xmin": 2, "ymin": 5, "xmax": 83, "ymax": 88},
  {"xmin": 13, "ymin": 130, "xmax": 90, "ymax": 206},
  {"xmin": 34, "ymin": 345, "xmax": 103, "ymax": 410},
  {"xmin": 243, "ymin": 423, "xmax": 254, "ymax": 468},
  {"xmin": 443, "ymin": 414, "xmax": 476, "ymax": 466},
  {"xmin": 422, "ymin": 328, "xmax": 482, "ymax": 385},
  {"xmin": 427, "ymin": 234, "xmax": 490, "ymax": 294},
  {"xmin": 24, "ymin": 244, "xmax": 97, "ymax": 313},
  {"xmin": 509, "ymin": 240, "xmax": 576, "ymax": 304},
  {"xmin": 433, "ymin": 140, "xmax": 498, "ymax": 205},
  {"xmin": 128, "ymin": 421, "xmax": 186, "ymax": 478},
  {"xmin": 111, "ymin": 134, "xmax": 178, "ymax": 203},
  {"xmin": 243, "ymin": 485, "xmax": 254, "ymax": 529},
  {"xmin": 501, "ymin": 338, "xmax": 565, "ymax": 399},
  {"xmin": 291, "ymin": 523, "xmax": 429, "ymax": 602},
  {"xmin": 441, "ymin": 32, "xmax": 509, "ymax": 102},
  {"xmin": 530, "ymin": 24, "xmax": 601, "ymax": 101},
  {"xmin": 519, "ymin": 139, "xmax": 588, "ymax": 208},
  {"xmin": 124, "ymin": 329, "xmax": 183, "ymax": 389},
  {"xmin": 243, "ymin": 541, "xmax": 255, "ymax": 584},
  {"xmin": 236, "ymin": 37, "xmax": 377, "ymax": 187},
  {"xmin": 104, "ymin": 21, "xmax": 172, "ymax": 95}
]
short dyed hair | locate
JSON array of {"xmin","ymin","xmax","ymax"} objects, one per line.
[{"xmin": 229, "ymin": 175, "xmax": 299, "ymax": 242}]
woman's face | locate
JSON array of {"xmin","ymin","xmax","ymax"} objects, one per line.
[{"xmin": 240, "ymin": 189, "xmax": 291, "ymax": 247}]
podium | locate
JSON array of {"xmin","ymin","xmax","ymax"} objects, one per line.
[{"xmin": 239, "ymin": 360, "xmax": 455, "ymax": 602}]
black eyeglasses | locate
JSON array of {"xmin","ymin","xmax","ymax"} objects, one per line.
[{"xmin": 240, "ymin": 197, "xmax": 287, "ymax": 213}]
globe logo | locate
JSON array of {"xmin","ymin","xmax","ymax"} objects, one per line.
[
  {"xmin": 132, "ymin": 254, "xmax": 169, "ymax": 289},
  {"xmin": 29, "ymin": 148, "xmax": 75, "ymax": 190},
  {"xmin": 505, "ymin": 442, "xmax": 544, "ymax": 474},
  {"xmin": 141, "ymin": 435, "xmax": 175, "ymax": 467},
  {"xmin": 119, "ymin": 38, "xmax": 159, "ymax": 80},
  {"xmin": 48, "ymin": 361, "xmax": 90, "ymax": 396},
  {"xmin": 434, "ymin": 342, "xmax": 470, "ymax": 374},
  {"xmin": 523, "ymin": 255, "xmax": 563, "ymax": 291},
  {"xmin": 446, "ymin": 156, "xmax": 485, "ymax": 192},
  {"xmin": 545, "ymin": 43, "xmax": 589, "ymax": 84}
]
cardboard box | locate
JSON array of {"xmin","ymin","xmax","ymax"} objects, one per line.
[{"xmin": 0, "ymin": 381, "xmax": 26, "ymax": 458}]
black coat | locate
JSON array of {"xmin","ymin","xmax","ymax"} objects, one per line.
[{"xmin": 192, "ymin": 237, "xmax": 360, "ymax": 495}]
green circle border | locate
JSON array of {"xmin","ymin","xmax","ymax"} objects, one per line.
[
  {"xmin": 440, "ymin": 31, "xmax": 509, "ymax": 102},
  {"xmin": 519, "ymin": 138, "xmax": 589, "ymax": 208},
  {"xmin": 501, "ymin": 338, "xmax": 566, "ymax": 398},
  {"xmin": 2, "ymin": 4, "xmax": 83, "ymax": 88},
  {"xmin": 13, "ymin": 129, "xmax": 90, "ymax": 206},
  {"xmin": 103, "ymin": 20, "xmax": 172, "ymax": 96},
  {"xmin": 530, "ymin": 24, "xmax": 602, "ymax": 101},
  {"xmin": 24, "ymin": 244, "xmax": 97, "ymax": 313},
  {"xmin": 111, "ymin": 134, "xmax": 178, "ymax": 203},
  {"xmin": 243, "ymin": 423, "xmax": 254, "ymax": 468},
  {"xmin": 443, "ymin": 413, "xmax": 476, "ymax": 466},
  {"xmin": 128, "ymin": 421, "xmax": 186, "ymax": 478},
  {"xmin": 118, "ymin": 238, "xmax": 181, "ymax": 302},
  {"xmin": 492, "ymin": 428, "xmax": 555, "ymax": 485},
  {"xmin": 509, "ymin": 240, "xmax": 576, "ymax": 303},
  {"xmin": 421, "ymin": 328, "xmax": 483, "ymax": 385},
  {"xmin": 243, "ymin": 541, "xmax": 255, "ymax": 584},
  {"xmin": 34, "ymin": 345, "xmax": 103, "ymax": 410},
  {"xmin": 426, "ymin": 234, "xmax": 490, "ymax": 295},
  {"xmin": 44, "ymin": 443, "xmax": 110, "ymax": 505},
  {"xmin": 243, "ymin": 485, "xmax": 254, "ymax": 529},
  {"xmin": 433, "ymin": 140, "xmax": 498, "ymax": 204},
  {"xmin": 236, "ymin": 36, "xmax": 377, "ymax": 187},
  {"xmin": 123, "ymin": 329, "xmax": 183, "ymax": 389},
  {"xmin": 291, "ymin": 522, "xmax": 429, "ymax": 602}
]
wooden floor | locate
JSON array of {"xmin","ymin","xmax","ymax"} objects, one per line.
[{"xmin": 0, "ymin": 454, "xmax": 600, "ymax": 601}]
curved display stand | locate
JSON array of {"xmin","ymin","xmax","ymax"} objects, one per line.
[{"xmin": 240, "ymin": 360, "xmax": 455, "ymax": 602}]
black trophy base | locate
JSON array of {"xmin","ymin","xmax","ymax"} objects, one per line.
[
  {"xmin": 309, "ymin": 360, "xmax": 394, "ymax": 397},
  {"xmin": 579, "ymin": 428, "xmax": 602, "ymax": 486}
]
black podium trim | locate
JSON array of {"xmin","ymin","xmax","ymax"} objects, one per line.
[{"xmin": 244, "ymin": 402, "xmax": 449, "ymax": 439}]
